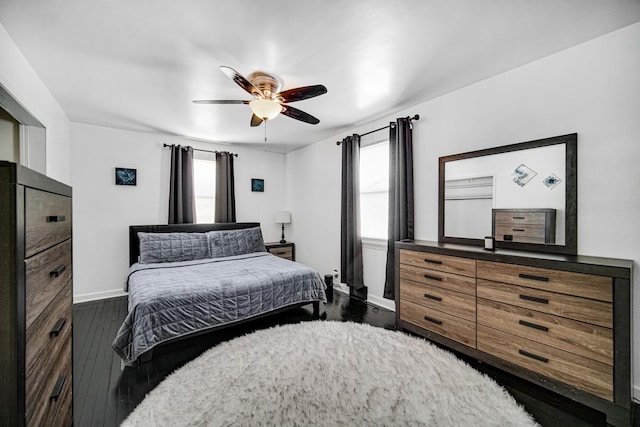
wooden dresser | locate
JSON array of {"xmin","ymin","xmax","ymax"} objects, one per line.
[
  {"xmin": 0, "ymin": 162, "xmax": 73, "ymax": 426},
  {"xmin": 395, "ymin": 240, "xmax": 632, "ymax": 426},
  {"xmin": 265, "ymin": 242, "xmax": 295, "ymax": 261}
]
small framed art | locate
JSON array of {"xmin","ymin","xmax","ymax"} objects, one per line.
[
  {"xmin": 251, "ymin": 178, "xmax": 264, "ymax": 192},
  {"xmin": 115, "ymin": 167, "xmax": 137, "ymax": 186}
]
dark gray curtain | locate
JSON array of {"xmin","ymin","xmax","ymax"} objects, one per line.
[
  {"xmin": 384, "ymin": 118, "xmax": 414, "ymax": 299},
  {"xmin": 340, "ymin": 134, "xmax": 364, "ymax": 289},
  {"xmin": 215, "ymin": 152, "xmax": 236, "ymax": 223},
  {"xmin": 168, "ymin": 145, "xmax": 195, "ymax": 224}
]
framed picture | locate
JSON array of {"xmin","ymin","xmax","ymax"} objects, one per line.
[
  {"xmin": 115, "ymin": 167, "xmax": 137, "ymax": 186},
  {"xmin": 511, "ymin": 163, "xmax": 537, "ymax": 187},
  {"xmin": 251, "ymin": 178, "xmax": 264, "ymax": 192}
]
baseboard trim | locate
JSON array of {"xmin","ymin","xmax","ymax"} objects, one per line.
[
  {"xmin": 333, "ymin": 283, "xmax": 349, "ymax": 294},
  {"xmin": 367, "ymin": 294, "xmax": 396, "ymax": 312},
  {"xmin": 331, "ymin": 283, "xmax": 395, "ymax": 312},
  {"xmin": 74, "ymin": 289, "xmax": 127, "ymax": 304}
]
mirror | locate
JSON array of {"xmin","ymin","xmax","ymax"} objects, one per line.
[{"xmin": 438, "ymin": 133, "xmax": 577, "ymax": 255}]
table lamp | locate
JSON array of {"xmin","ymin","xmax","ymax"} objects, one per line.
[{"xmin": 275, "ymin": 211, "xmax": 291, "ymax": 244}]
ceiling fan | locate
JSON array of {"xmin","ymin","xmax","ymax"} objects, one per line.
[{"xmin": 193, "ymin": 66, "xmax": 327, "ymax": 127}]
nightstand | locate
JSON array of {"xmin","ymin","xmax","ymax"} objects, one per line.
[{"xmin": 265, "ymin": 242, "xmax": 295, "ymax": 261}]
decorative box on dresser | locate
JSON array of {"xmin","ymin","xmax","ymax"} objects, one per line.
[
  {"xmin": 0, "ymin": 161, "xmax": 73, "ymax": 426},
  {"xmin": 395, "ymin": 240, "xmax": 633, "ymax": 427}
]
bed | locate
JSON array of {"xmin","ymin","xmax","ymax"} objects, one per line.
[{"xmin": 112, "ymin": 222, "xmax": 327, "ymax": 365}]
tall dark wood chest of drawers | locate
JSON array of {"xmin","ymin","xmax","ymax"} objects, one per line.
[{"xmin": 0, "ymin": 162, "xmax": 73, "ymax": 426}]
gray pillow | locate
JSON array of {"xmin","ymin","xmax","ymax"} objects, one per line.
[
  {"xmin": 138, "ymin": 232, "xmax": 211, "ymax": 264},
  {"xmin": 208, "ymin": 227, "xmax": 266, "ymax": 258}
]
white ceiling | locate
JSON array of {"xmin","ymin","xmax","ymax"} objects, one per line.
[{"xmin": 1, "ymin": 1, "xmax": 639, "ymax": 153}]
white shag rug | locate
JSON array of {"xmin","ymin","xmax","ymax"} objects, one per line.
[{"xmin": 123, "ymin": 321, "xmax": 539, "ymax": 427}]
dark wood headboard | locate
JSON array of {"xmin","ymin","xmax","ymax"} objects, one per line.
[{"xmin": 129, "ymin": 222, "xmax": 261, "ymax": 266}]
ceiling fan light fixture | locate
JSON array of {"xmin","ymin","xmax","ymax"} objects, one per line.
[{"xmin": 249, "ymin": 99, "xmax": 281, "ymax": 120}]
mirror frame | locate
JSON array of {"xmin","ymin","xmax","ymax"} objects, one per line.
[{"xmin": 438, "ymin": 133, "xmax": 577, "ymax": 255}]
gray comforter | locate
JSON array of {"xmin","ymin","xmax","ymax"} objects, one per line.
[{"xmin": 113, "ymin": 252, "xmax": 326, "ymax": 364}]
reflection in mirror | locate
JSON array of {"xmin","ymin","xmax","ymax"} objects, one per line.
[
  {"xmin": 444, "ymin": 144, "xmax": 565, "ymax": 244},
  {"xmin": 0, "ymin": 83, "xmax": 47, "ymax": 174},
  {"xmin": 438, "ymin": 133, "xmax": 577, "ymax": 255}
]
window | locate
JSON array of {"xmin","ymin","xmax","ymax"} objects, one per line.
[
  {"xmin": 359, "ymin": 141, "xmax": 389, "ymax": 239},
  {"xmin": 193, "ymin": 157, "xmax": 216, "ymax": 223}
]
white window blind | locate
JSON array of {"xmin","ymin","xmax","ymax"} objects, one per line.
[
  {"xmin": 193, "ymin": 156, "xmax": 216, "ymax": 223},
  {"xmin": 359, "ymin": 141, "xmax": 389, "ymax": 239}
]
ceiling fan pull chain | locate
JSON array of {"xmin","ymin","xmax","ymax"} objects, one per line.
[{"xmin": 264, "ymin": 120, "xmax": 268, "ymax": 151}]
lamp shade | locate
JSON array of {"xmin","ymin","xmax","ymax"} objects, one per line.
[
  {"xmin": 249, "ymin": 99, "xmax": 282, "ymax": 120},
  {"xmin": 275, "ymin": 211, "xmax": 291, "ymax": 224}
]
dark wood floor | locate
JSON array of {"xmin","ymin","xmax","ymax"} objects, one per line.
[{"xmin": 73, "ymin": 291, "xmax": 637, "ymax": 427}]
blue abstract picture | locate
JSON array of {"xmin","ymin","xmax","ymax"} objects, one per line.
[
  {"xmin": 512, "ymin": 164, "xmax": 537, "ymax": 187},
  {"xmin": 115, "ymin": 167, "xmax": 137, "ymax": 186},
  {"xmin": 251, "ymin": 178, "xmax": 264, "ymax": 192},
  {"xmin": 543, "ymin": 173, "xmax": 562, "ymax": 189}
]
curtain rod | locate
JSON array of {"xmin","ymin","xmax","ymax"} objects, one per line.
[
  {"xmin": 163, "ymin": 143, "xmax": 238, "ymax": 157},
  {"xmin": 336, "ymin": 114, "xmax": 420, "ymax": 145}
]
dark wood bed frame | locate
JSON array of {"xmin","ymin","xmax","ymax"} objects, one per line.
[{"xmin": 128, "ymin": 222, "xmax": 321, "ymax": 363}]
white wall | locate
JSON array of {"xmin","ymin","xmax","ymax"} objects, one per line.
[
  {"xmin": 286, "ymin": 23, "xmax": 640, "ymax": 397},
  {"xmin": 0, "ymin": 108, "xmax": 19, "ymax": 162},
  {"xmin": 0, "ymin": 23, "xmax": 71, "ymax": 183},
  {"xmin": 71, "ymin": 122, "xmax": 287, "ymax": 302}
]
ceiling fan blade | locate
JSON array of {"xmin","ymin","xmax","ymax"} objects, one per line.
[
  {"xmin": 250, "ymin": 114, "xmax": 264, "ymax": 127},
  {"xmin": 192, "ymin": 100, "xmax": 250, "ymax": 104},
  {"xmin": 219, "ymin": 66, "xmax": 263, "ymax": 98},
  {"xmin": 279, "ymin": 85, "xmax": 327, "ymax": 103},
  {"xmin": 281, "ymin": 104, "xmax": 320, "ymax": 125}
]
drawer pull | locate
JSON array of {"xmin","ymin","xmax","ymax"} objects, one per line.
[
  {"xmin": 519, "ymin": 273, "xmax": 549, "ymax": 282},
  {"xmin": 512, "ymin": 216, "xmax": 526, "ymax": 220},
  {"xmin": 275, "ymin": 251, "xmax": 287, "ymax": 255},
  {"xmin": 50, "ymin": 318, "xmax": 67, "ymax": 337},
  {"xmin": 50, "ymin": 375, "xmax": 66, "ymax": 401},
  {"xmin": 47, "ymin": 215, "xmax": 66, "ymax": 223},
  {"xmin": 423, "ymin": 293, "xmax": 442, "ymax": 302},
  {"xmin": 423, "ymin": 274, "xmax": 442, "ymax": 282},
  {"xmin": 512, "ymin": 228, "xmax": 525, "ymax": 232},
  {"xmin": 518, "ymin": 349, "xmax": 549, "ymax": 364},
  {"xmin": 423, "ymin": 316, "xmax": 442, "ymax": 325},
  {"xmin": 423, "ymin": 259, "xmax": 442, "ymax": 265},
  {"xmin": 519, "ymin": 294, "xmax": 549, "ymax": 304},
  {"xmin": 518, "ymin": 320, "xmax": 549, "ymax": 332},
  {"xmin": 50, "ymin": 265, "xmax": 67, "ymax": 277}
]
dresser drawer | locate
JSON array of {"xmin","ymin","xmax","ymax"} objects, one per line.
[
  {"xmin": 477, "ymin": 261, "xmax": 612, "ymax": 302},
  {"xmin": 399, "ymin": 250, "xmax": 476, "ymax": 278},
  {"xmin": 477, "ymin": 325, "xmax": 612, "ymax": 401},
  {"xmin": 50, "ymin": 365, "xmax": 73, "ymax": 427},
  {"xmin": 477, "ymin": 279, "xmax": 612, "ymax": 328},
  {"xmin": 400, "ymin": 264, "xmax": 476, "ymax": 296},
  {"xmin": 401, "ymin": 280, "xmax": 476, "ymax": 321},
  {"xmin": 494, "ymin": 210, "xmax": 548, "ymax": 225},
  {"xmin": 477, "ymin": 298, "xmax": 612, "ymax": 365},
  {"xmin": 26, "ymin": 337, "xmax": 72, "ymax": 426},
  {"xmin": 25, "ymin": 188, "xmax": 72, "ymax": 258},
  {"xmin": 25, "ymin": 240, "xmax": 72, "ymax": 328},
  {"xmin": 268, "ymin": 246, "xmax": 293, "ymax": 260},
  {"xmin": 400, "ymin": 300, "xmax": 476, "ymax": 348},
  {"xmin": 26, "ymin": 282, "xmax": 72, "ymax": 376},
  {"xmin": 494, "ymin": 224, "xmax": 546, "ymax": 244}
]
